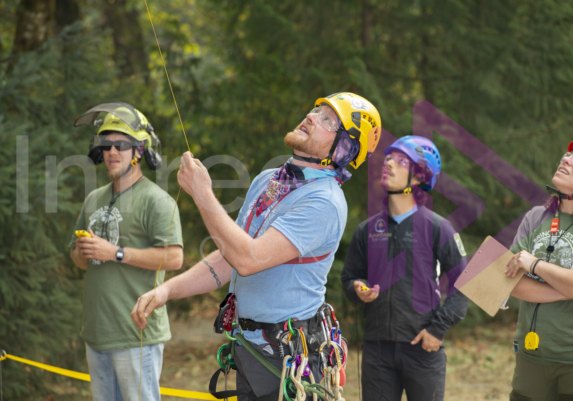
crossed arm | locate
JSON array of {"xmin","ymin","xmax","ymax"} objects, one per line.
[{"xmin": 506, "ymin": 250, "xmax": 572, "ymax": 302}]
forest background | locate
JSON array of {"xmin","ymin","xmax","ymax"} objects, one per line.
[{"xmin": 2, "ymin": 0, "xmax": 573, "ymax": 399}]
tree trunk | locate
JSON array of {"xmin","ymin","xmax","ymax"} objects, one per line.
[
  {"xmin": 54, "ymin": 0, "xmax": 80, "ymax": 33},
  {"xmin": 11, "ymin": 0, "xmax": 54, "ymax": 55},
  {"xmin": 102, "ymin": 0, "xmax": 150, "ymax": 83},
  {"xmin": 6, "ymin": 0, "xmax": 53, "ymax": 73}
]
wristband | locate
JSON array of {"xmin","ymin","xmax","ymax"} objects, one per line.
[
  {"xmin": 529, "ymin": 258, "xmax": 537, "ymax": 274},
  {"xmin": 531, "ymin": 258, "xmax": 542, "ymax": 276}
]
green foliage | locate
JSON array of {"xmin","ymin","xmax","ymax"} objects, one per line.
[{"xmin": 0, "ymin": 22, "xmax": 124, "ymax": 399}]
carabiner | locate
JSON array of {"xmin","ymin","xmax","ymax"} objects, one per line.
[
  {"xmin": 0, "ymin": 350, "xmax": 6, "ymax": 361},
  {"xmin": 287, "ymin": 318, "xmax": 298, "ymax": 336},
  {"xmin": 282, "ymin": 377, "xmax": 296, "ymax": 401},
  {"xmin": 298, "ymin": 328, "xmax": 308, "ymax": 358},
  {"xmin": 330, "ymin": 327, "xmax": 341, "ymax": 344},
  {"xmin": 325, "ymin": 303, "xmax": 339, "ymax": 330},
  {"xmin": 225, "ymin": 323, "xmax": 243, "ymax": 341},
  {"xmin": 216, "ymin": 344, "xmax": 236, "ymax": 370}
]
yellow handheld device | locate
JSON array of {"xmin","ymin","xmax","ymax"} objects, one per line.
[
  {"xmin": 75, "ymin": 230, "xmax": 92, "ymax": 238},
  {"xmin": 524, "ymin": 332, "xmax": 539, "ymax": 350},
  {"xmin": 360, "ymin": 285, "xmax": 370, "ymax": 291},
  {"xmin": 525, "ymin": 303, "xmax": 541, "ymax": 350}
]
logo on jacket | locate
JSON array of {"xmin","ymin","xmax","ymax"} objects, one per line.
[{"xmin": 375, "ymin": 219, "xmax": 385, "ymax": 233}]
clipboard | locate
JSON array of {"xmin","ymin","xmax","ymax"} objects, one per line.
[{"xmin": 454, "ymin": 236, "xmax": 524, "ymax": 317}]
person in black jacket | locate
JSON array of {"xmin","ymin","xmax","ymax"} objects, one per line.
[{"xmin": 341, "ymin": 136, "xmax": 469, "ymax": 401}]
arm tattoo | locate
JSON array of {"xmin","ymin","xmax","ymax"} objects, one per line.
[{"xmin": 203, "ymin": 260, "xmax": 222, "ymax": 288}]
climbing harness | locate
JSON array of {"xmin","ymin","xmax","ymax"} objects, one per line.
[
  {"xmin": 208, "ymin": 177, "xmax": 348, "ymax": 400},
  {"xmin": 210, "ymin": 309, "xmax": 347, "ymax": 401}
]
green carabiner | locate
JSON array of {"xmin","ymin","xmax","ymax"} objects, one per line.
[
  {"xmin": 287, "ymin": 318, "xmax": 298, "ymax": 336},
  {"xmin": 217, "ymin": 344, "xmax": 230, "ymax": 369},
  {"xmin": 225, "ymin": 330, "xmax": 238, "ymax": 341},
  {"xmin": 225, "ymin": 322, "xmax": 243, "ymax": 341},
  {"xmin": 282, "ymin": 377, "xmax": 297, "ymax": 401}
]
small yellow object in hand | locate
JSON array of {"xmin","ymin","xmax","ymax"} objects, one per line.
[
  {"xmin": 524, "ymin": 332, "xmax": 539, "ymax": 350},
  {"xmin": 75, "ymin": 230, "xmax": 92, "ymax": 238},
  {"xmin": 361, "ymin": 285, "xmax": 370, "ymax": 291}
]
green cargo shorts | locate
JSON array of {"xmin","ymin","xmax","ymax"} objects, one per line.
[{"xmin": 510, "ymin": 352, "xmax": 573, "ymax": 401}]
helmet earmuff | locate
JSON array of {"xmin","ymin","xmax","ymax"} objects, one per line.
[
  {"xmin": 88, "ymin": 136, "xmax": 104, "ymax": 165},
  {"xmin": 143, "ymin": 131, "xmax": 162, "ymax": 171},
  {"xmin": 143, "ymin": 148, "xmax": 161, "ymax": 170}
]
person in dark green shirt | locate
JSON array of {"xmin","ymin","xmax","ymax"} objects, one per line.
[
  {"xmin": 70, "ymin": 103, "xmax": 184, "ymax": 401},
  {"xmin": 505, "ymin": 142, "xmax": 573, "ymax": 401}
]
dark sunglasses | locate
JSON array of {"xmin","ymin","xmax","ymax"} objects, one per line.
[{"xmin": 100, "ymin": 140, "xmax": 134, "ymax": 151}]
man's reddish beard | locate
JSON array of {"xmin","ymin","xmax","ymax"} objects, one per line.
[{"xmin": 284, "ymin": 129, "xmax": 332, "ymax": 159}]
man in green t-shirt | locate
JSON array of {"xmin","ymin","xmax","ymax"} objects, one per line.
[
  {"xmin": 70, "ymin": 103, "xmax": 184, "ymax": 401},
  {"xmin": 505, "ymin": 143, "xmax": 573, "ymax": 401}
]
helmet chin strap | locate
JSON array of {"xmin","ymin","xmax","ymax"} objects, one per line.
[
  {"xmin": 124, "ymin": 147, "xmax": 140, "ymax": 175},
  {"xmin": 387, "ymin": 171, "xmax": 414, "ymax": 195},
  {"xmin": 547, "ymin": 185, "xmax": 573, "ymax": 200}
]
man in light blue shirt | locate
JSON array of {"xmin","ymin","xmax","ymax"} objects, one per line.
[{"xmin": 132, "ymin": 93, "xmax": 382, "ymax": 400}]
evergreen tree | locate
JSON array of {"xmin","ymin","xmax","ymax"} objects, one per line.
[{"xmin": 0, "ymin": 21, "xmax": 125, "ymax": 399}]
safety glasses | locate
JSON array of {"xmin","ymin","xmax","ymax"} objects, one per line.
[
  {"xmin": 308, "ymin": 106, "xmax": 341, "ymax": 132},
  {"xmin": 100, "ymin": 140, "xmax": 134, "ymax": 152},
  {"xmin": 383, "ymin": 153, "xmax": 411, "ymax": 169}
]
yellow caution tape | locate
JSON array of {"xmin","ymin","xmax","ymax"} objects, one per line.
[
  {"xmin": 0, "ymin": 351, "xmax": 236, "ymax": 400},
  {"xmin": 1, "ymin": 353, "xmax": 91, "ymax": 382}
]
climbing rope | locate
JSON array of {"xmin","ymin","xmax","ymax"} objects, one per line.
[{"xmin": 137, "ymin": 1, "xmax": 193, "ymax": 400}]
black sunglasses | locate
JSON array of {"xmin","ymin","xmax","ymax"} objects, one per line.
[{"xmin": 100, "ymin": 140, "xmax": 135, "ymax": 151}]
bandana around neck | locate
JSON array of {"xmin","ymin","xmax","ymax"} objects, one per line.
[{"xmin": 254, "ymin": 158, "xmax": 341, "ymax": 216}]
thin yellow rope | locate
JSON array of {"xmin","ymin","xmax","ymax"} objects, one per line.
[
  {"xmin": 144, "ymin": 0, "xmax": 191, "ymax": 153},
  {"xmin": 138, "ymin": 1, "xmax": 191, "ymax": 399}
]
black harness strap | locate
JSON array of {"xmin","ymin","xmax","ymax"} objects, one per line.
[{"xmin": 208, "ymin": 368, "xmax": 249, "ymax": 399}]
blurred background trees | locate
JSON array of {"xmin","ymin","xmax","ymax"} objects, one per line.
[{"xmin": 2, "ymin": 0, "xmax": 573, "ymax": 398}]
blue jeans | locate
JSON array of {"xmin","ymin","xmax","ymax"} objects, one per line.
[{"xmin": 86, "ymin": 342, "xmax": 165, "ymax": 401}]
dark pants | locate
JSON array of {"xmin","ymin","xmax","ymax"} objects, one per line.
[
  {"xmin": 362, "ymin": 340, "xmax": 446, "ymax": 401},
  {"xmin": 510, "ymin": 352, "xmax": 573, "ymax": 401},
  {"xmin": 234, "ymin": 342, "xmax": 322, "ymax": 401}
]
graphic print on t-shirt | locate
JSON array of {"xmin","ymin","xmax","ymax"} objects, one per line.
[
  {"xmin": 87, "ymin": 206, "xmax": 123, "ymax": 265},
  {"xmin": 530, "ymin": 230, "xmax": 573, "ymax": 281}
]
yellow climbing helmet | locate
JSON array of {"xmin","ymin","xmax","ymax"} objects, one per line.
[
  {"xmin": 315, "ymin": 92, "xmax": 382, "ymax": 169},
  {"xmin": 96, "ymin": 108, "xmax": 153, "ymax": 144},
  {"xmin": 74, "ymin": 102, "xmax": 162, "ymax": 170}
]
